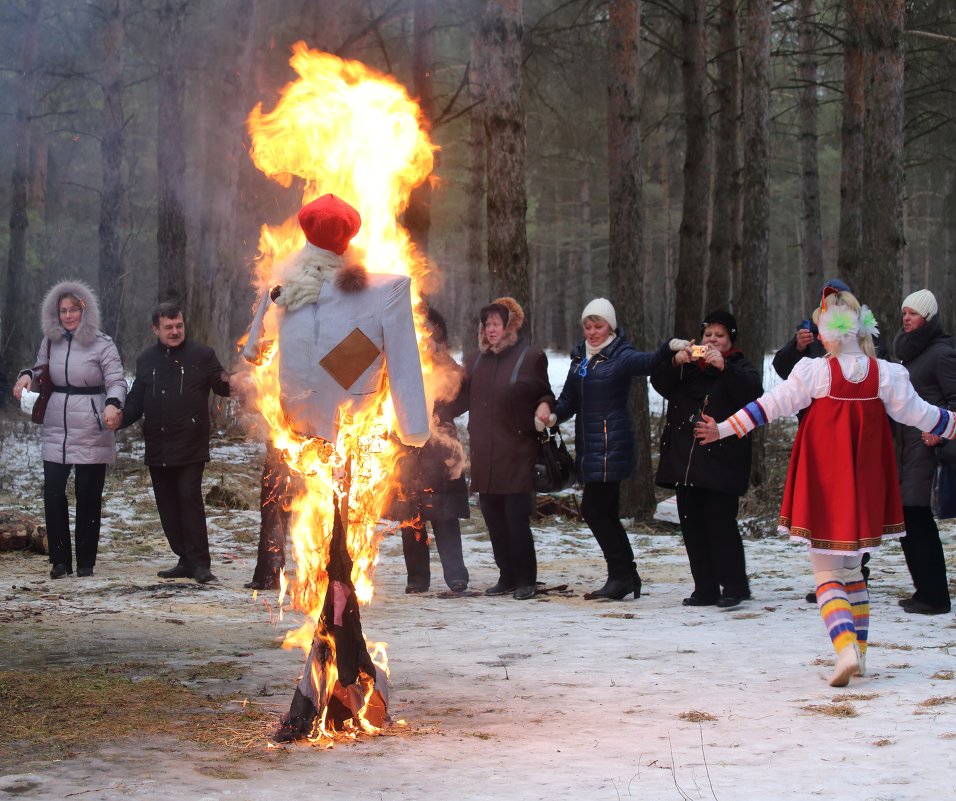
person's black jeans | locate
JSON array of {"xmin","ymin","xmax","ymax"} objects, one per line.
[
  {"xmin": 478, "ymin": 493, "xmax": 536, "ymax": 588},
  {"xmin": 402, "ymin": 516, "xmax": 469, "ymax": 590},
  {"xmin": 149, "ymin": 462, "xmax": 211, "ymax": 570},
  {"xmin": 43, "ymin": 461, "xmax": 107, "ymax": 571},
  {"xmin": 901, "ymin": 505, "xmax": 951, "ymax": 610},
  {"xmin": 675, "ymin": 485, "xmax": 749, "ymax": 601},
  {"xmin": 581, "ymin": 481, "xmax": 637, "ymax": 580},
  {"xmin": 251, "ymin": 445, "xmax": 291, "ymax": 584}
]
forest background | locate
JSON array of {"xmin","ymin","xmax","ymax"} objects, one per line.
[{"xmin": 1, "ymin": 0, "xmax": 954, "ymax": 515}]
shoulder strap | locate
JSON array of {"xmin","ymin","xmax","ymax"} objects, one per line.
[{"xmin": 510, "ymin": 344, "xmax": 530, "ymax": 385}]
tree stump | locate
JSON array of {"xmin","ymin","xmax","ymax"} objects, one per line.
[{"xmin": 0, "ymin": 510, "xmax": 46, "ymax": 553}]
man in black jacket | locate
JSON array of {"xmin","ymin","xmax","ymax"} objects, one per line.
[{"xmin": 121, "ymin": 302, "xmax": 231, "ymax": 583}]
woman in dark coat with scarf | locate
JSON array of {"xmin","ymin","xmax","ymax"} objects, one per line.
[
  {"xmin": 12, "ymin": 280, "xmax": 126, "ymax": 578},
  {"xmin": 386, "ymin": 308, "xmax": 470, "ymax": 593},
  {"xmin": 458, "ymin": 297, "xmax": 554, "ymax": 601},
  {"xmin": 651, "ymin": 310, "xmax": 762, "ymax": 608},
  {"xmin": 893, "ymin": 289, "xmax": 956, "ymax": 615},
  {"xmin": 553, "ymin": 298, "xmax": 687, "ymax": 599}
]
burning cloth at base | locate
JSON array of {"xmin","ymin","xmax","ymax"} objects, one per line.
[{"xmin": 244, "ymin": 194, "xmax": 429, "ymax": 740}]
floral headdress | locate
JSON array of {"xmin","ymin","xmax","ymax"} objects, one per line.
[{"xmin": 817, "ymin": 304, "xmax": 879, "ymax": 343}]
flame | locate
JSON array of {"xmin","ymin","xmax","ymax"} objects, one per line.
[{"xmin": 244, "ymin": 43, "xmax": 438, "ymax": 741}]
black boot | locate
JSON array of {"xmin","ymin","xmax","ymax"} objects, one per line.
[{"xmin": 586, "ymin": 574, "xmax": 640, "ymax": 600}]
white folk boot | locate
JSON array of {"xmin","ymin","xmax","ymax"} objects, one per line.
[{"xmin": 829, "ymin": 642, "xmax": 862, "ymax": 687}]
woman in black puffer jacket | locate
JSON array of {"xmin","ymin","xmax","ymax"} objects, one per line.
[
  {"xmin": 651, "ymin": 310, "xmax": 762, "ymax": 608},
  {"xmin": 554, "ymin": 298, "xmax": 687, "ymax": 600},
  {"xmin": 893, "ymin": 289, "xmax": 956, "ymax": 615}
]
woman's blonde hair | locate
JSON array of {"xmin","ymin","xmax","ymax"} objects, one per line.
[{"xmin": 811, "ymin": 290, "xmax": 876, "ymax": 358}]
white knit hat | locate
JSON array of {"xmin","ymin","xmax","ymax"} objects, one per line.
[
  {"xmin": 901, "ymin": 289, "xmax": 938, "ymax": 321},
  {"xmin": 581, "ymin": 298, "xmax": 617, "ymax": 330}
]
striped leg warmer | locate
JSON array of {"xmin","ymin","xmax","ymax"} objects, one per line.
[
  {"xmin": 845, "ymin": 579, "xmax": 869, "ymax": 656},
  {"xmin": 816, "ymin": 579, "xmax": 858, "ymax": 654}
]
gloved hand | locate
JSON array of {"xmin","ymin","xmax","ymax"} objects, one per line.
[
  {"xmin": 669, "ymin": 338, "xmax": 691, "ymax": 352},
  {"xmin": 534, "ymin": 413, "xmax": 557, "ymax": 432}
]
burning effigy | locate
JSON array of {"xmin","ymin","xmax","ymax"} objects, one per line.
[{"xmin": 241, "ymin": 43, "xmax": 439, "ymax": 743}]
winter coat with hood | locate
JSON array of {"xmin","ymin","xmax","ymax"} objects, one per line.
[
  {"xmin": 554, "ymin": 334, "xmax": 672, "ymax": 483},
  {"xmin": 457, "ymin": 297, "xmax": 555, "ymax": 494},
  {"xmin": 385, "ymin": 343, "xmax": 470, "ymax": 522},
  {"xmin": 892, "ymin": 317, "xmax": 956, "ymax": 506},
  {"xmin": 22, "ymin": 280, "xmax": 126, "ymax": 465},
  {"xmin": 122, "ymin": 336, "xmax": 230, "ymax": 467},
  {"xmin": 651, "ymin": 350, "xmax": 762, "ymax": 496}
]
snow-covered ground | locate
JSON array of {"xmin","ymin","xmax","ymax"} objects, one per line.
[{"xmin": 0, "ymin": 352, "xmax": 953, "ymax": 801}]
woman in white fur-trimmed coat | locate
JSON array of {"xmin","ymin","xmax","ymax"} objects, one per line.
[{"xmin": 13, "ymin": 280, "xmax": 126, "ymax": 579}]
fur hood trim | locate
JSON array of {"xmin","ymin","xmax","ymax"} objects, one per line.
[
  {"xmin": 479, "ymin": 296, "xmax": 524, "ymax": 354},
  {"xmin": 41, "ymin": 280, "xmax": 103, "ymax": 346},
  {"xmin": 272, "ymin": 243, "xmax": 368, "ymax": 312}
]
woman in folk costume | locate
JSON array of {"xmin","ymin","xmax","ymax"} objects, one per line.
[{"xmin": 695, "ymin": 289, "xmax": 956, "ymax": 687}]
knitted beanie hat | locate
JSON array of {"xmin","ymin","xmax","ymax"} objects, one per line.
[
  {"xmin": 701, "ymin": 310, "xmax": 738, "ymax": 343},
  {"xmin": 297, "ymin": 194, "xmax": 362, "ymax": 255},
  {"xmin": 901, "ymin": 289, "xmax": 937, "ymax": 321},
  {"xmin": 581, "ymin": 298, "xmax": 617, "ymax": 330}
]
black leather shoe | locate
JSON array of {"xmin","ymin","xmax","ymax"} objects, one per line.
[
  {"xmin": 245, "ymin": 576, "xmax": 281, "ymax": 591},
  {"xmin": 484, "ymin": 580, "xmax": 516, "ymax": 596},
  {"xmin": 448, "ymin": 581, "xmax": 468, "ymax": 593},
  {"xmin": 158, "ymin": 563, "xmax": 193, "ymax": 579},
  {"xmin": 193, "ymin": 568, "xmax": 218, "ymax": 584},
  {"xmin": 716, "ymin": 594, "xmax": 749, "ymax": 609},
  {"xmin": 76, "ymin": 567, "xmax": 93, "ymax": 577},
  {"xmin": 513, "ymin": 584, "xmax": 537, "ymax": 600},
  {"xmin": 49, "ymin": 563, "xmax": 71, "ymax": 579},
  {"xmin": 405, "ymin": 584, "xmax": 429, "ymax": 594},
  {"xmin": 586, "ymin": 576, "xmax": 640, "ymax": 600},
  {"xmin": 903, "ymin": 600, "xmax": 950, "ymax": 615},
  {"xmin": 682, "ymin": 595, "xmax": 717, "ymax": 607}
]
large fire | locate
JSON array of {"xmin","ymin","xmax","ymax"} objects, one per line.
[{"xmin": 244, "ymin": 43, "xmax": 437, "ymax": 741}]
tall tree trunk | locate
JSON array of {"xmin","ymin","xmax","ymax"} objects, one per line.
[
  {"xmin": 405, "ymin": 0, "xmax": 436, "ymax": 255},
  {"xmin": 608, "ymin": 0, "xmax": 653, "ymax": 518},
  {"xmin": 674, "ymin": 0, "xmax": 710, "ymax": 336},
  {"xmin": 98, "ymin": 0, "xmax": 126, "ymax": 341},
  {"xmin": 860, "ymin": 0, "xmax": 904, "ymax": 338},
  {"xmin": 838, "ymin": 0, "xmax": 866, "ymax": 289},
  {"xmin": 707, "ymin": 0, "xmax": 740, "ymax": 313},
  {"xmin": 156, "ymin": 0, "xmax": 188, "ymax": 306},
  {"xmin": 941, "ymin": 169, "xmax": 956, "ymax": 339},
  {"xmin": 552, "ymin": 179, "xmax": 568, "ymax": 348},
  {"xmin": 661, "ymin": 148, "xmax": 676, "ymax": 335},
  {"xmin": 578, "ymin": 176, "xmax": 593, "ymax": 311},
  {"xmin": 481, "ymin": 0, "xmax": 531, "ymax": 326},
  {"xmin": 192, "ymin": 0, "xmax": 257, "ymax": 362},
  {"xmin": 797, "ymin": 0, "xmax": 823, "ymax": 312},
  {"xmin": 739, "ymin": 0, "xmax": 772, "ymax": 486},
  {"xmin": 3, "ymin": 0, "xmax": 42, "ymax": 373},
  {"xmin": 462, "ymin": 33, "xmax": 487, "ymax": 344}
]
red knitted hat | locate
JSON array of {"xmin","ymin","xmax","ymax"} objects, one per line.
[{"xmin": 297, "ymin": 194, "xmax": 362, "ymax": 255}]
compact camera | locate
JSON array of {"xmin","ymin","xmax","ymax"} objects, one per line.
[{"xmin": 691, "ymin": 344, "xmax": 709, "ymax": 359}]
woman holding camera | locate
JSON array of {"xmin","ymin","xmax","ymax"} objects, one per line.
[
  {"xmin": 651, "ymin": 311, "xmax": 762, "ymax": 608},
  {"xmin": 553, "ymin": 298, "xmax": 687, "ymax": 600}
]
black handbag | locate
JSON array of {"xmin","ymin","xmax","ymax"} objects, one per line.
[
  {"xmin": 30, "ymin": 339, "xmax": 53, "ymax": 425},
  {"xmin": 533, "ymin": 427, "xmax": 575, "ymax": 493},
  {"xmin": 931, "ymin": 459, "xmax": 956, "ymax": 520}
]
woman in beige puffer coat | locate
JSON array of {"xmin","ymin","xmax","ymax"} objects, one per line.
[{"xmin": 13, "ymin": 280, "xmax": 126, "ymax": 579}]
